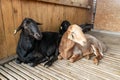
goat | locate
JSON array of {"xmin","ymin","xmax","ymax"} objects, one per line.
[
  {"xmin": 59, "ymin": 24, "xmax": 107, "ymax": 65},
  {"xmin": 15, "ymin": 18, "xmax": 61, "ymax": 67},
  {"xmin": 59, "ymin": 20, "xmax": 93, "ymax": 35},
  {"xmin": 59, "ymin": 20, "xmax": 71, "ymax": 35}
]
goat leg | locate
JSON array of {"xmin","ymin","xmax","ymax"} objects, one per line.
[
  {"xmin": 15, "ymin": 57, "xmax": 22, "ymax": 64},
  {"xmin": 58, "ymin": 54, "xmax": 63, "ymax": 60},
  {"xmin": 44, "ymin": 55, "xmax": 58, "ymax": 68},
  {"xmin": 69, "ymin": 54, "xmax": 82, "ymax": 63}
]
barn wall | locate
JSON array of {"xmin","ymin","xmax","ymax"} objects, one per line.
[
  {"xmin": 0, "ymin": 0, "xmax": 90, "ymax": 59},
  {"xmin": 95, "ymin": 0, "xmax": 120, "ymax": 32}
]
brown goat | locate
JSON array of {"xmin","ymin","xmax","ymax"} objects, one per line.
[{"xmin": 59, "ymin": 24, "xmax": 107, "ymax": 65}]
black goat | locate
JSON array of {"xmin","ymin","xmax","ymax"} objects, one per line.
[
  {"xmin": 15, "ymin": 18, "xmax": 61, "ymax": 67},
  {"xmin": 59, "ymin": 20, "xmax": 71, "ymax": 35},
  {"xmin": 59, "ymin": 20, "xmax": 93, "ymax": 34},
  {"xmin": 79, "ymin": 23, "xmax": 93, "ymax": 33}
]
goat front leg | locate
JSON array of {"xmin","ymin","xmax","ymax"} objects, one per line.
[
  {"xmin": 15, "ymin": 57, "xmax": 22, "ymax": 64},
  {"xmin": 91, "ymin": 45, "xmax": 100, "ymax": 65},
  {"xmin": 69, "ymin": 54, "xmax": 82, "ymax": 63},
  {"xmin": 58, "ymin": 54, "xmax": 63, "ymax": 60}
]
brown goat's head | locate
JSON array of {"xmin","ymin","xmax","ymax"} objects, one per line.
[
  {"xmin": 67, "ymin": 24, "xmax": 87, "ymax": 46},
  {"xmin": 14, "ymin": 18, "xmax": 42, "ymax": 40}
]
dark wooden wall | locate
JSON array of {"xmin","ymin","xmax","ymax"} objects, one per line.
[
  {"xmin": 0, "ymin": 0, "xmax": 90, "ymax": 59},
  {"xmin": 95, "ymin": 0, "xmax": 120, "ymax": 32}
]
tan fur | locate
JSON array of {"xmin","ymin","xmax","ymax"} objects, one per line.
[
  {"xmin": 59, "ymin": 24, "xmax": 107, "ymax": 65},
  {"xmin": 58, "ymin": 30, "xmax": 75, "ymax": 60},
  {"xmin": 68, "ymin": 24, "xmax": 107, "ymax": 64}
]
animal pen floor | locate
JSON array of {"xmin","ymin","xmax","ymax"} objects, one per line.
[{"xmin": 0, "ymin": 30, "xmax": 120, "ymax": 80}]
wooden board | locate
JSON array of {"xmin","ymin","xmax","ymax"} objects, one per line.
[
  {"xmin": 1, "ymin": 0, "xmax": 17, "ymax": 58},
  {"xmin": 37, "ymin": 0, "xmax": 90, "ymax": 9},
  {"xmin": 0, "ymin": 0, "xmax": 7, "ymax": 59},
  {"xmin": 95, "ymin": 0, "xmax": 120, "ymax": 32}
]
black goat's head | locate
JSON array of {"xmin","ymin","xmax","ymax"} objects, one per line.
[
  {"xmin": 59, "ymin": 20, "xmax": 71, "ymax": 35},
  {"xmin": 14, "ymin": 18, "xmax": 42, "ymax": 40}
]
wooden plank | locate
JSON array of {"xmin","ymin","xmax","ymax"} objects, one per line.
[
  {"xmin": 54, "ymin": 61, "xmax": 105, "ymax": 80},
  {"xmin": 9, "ymin": 62, "xmax": 42, "ymax": 80},
  {"xmin": 0, "ymin": 55, "xmax": 16, "ymax": 65},
  {"xmin": 37, "ymin": 65, "xmax": 72, "ymax": 80},
  {"xmin": 14, "ymin": 62, "xmax": 49, "ymax": 80},
  {"xmin": 55, "ymin": 60, "xmax": 117, "ymax": 80},
  {"xmin": 36, "ymin": 65, "xmax": 65, "ymax": 79},
  {"xmin": 21, "ymin": 63, "xmax": 53, "ymax": 80},
  {"xmin": 0, "ymin": 73, "xmax": 7, "ymax": 80},
  {"xmin": 37, "ymin": 0, "xmax": 91, "ymax": 9},
  {"xmin": 0, "ymin": 68, "xmax": 16, "ymax": 80},
  {"xmin": 0, "ymin": 0, "xmax": 7, "ymax": 59},
  {"xmin": 94, "ymin": 0, "xmax": 120, "ymax": 32},
  {"xmin": 28, "ymin": 1, "xmax": 38, "ymax": 20},
  {"xmin": 0, "ymin": 66, "xmax": 25, "ymax": 80},
  {"xmin": 48, "ymin": 64, "xmax": 82, "ymax": 80},
  {"xmin": 11, "ymin": 0, "xmax": 23, "ymax": 42},
  {"xmin": 1, "ymin": 0, "xmax": 17, "ymax": 57},
  {"xmin": 4, "ymin": 64, "xmax": 33, "ymax": 80},
  {"xmin": 21, "ymin": 0, "xmax": 30, "ymax": 18},
  {"xmin": 80, "ymin": 59, "xmax": 120, "ymax": 78}
]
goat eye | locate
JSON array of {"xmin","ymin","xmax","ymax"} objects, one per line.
[{"xmin": 72, "ymin": 34, "xmax": 74, "ymax": 39}]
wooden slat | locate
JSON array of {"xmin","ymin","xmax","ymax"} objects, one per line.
[
  {"xmin": 54, "ymin": 60, "xmax": 105, "ymax": 80},
  {"xmin": 0, "ymin": 66, "xmax": 25, "ymax": 80},
  {"xmin": 0, "ymin": 73, "xmax": 7, "ymax": 80},
  {"xmin": 0, "ymin": 0, "xmax": 7, "ymax": 59},
  {"xmin": 36, "ymin": 65, "xmax": 65, "ymax": 79},
  {"xmin": 29, "ymin": 1, "xmax": 38, "ymax": 20},
  {"xmin": 4, "ymin": 64, "xmax": 33, "ymax": 80},
  {"xmin": 12, "ymin": 0, "xmax": 23, "ymax": 42},
  {"xmin": 0, "ymin": 68, "xmax": 16, "ymax": 80},
  {"xmin": 21, "ymin": 0, "xmax": 30, "ymax": 18},
  {"xmin": 8, "ymin": 62, "xmax": 42, "ymax": 80},
  {"xmin": 0, "ymin": 55, "xmax": 17, "ymax": 65},
  {"xmin": 18, "ymin": 63, "xmax": 49, "ymax": 80},
  {"xmin": 55, "ymin": 60, "xmax": 117, "ymax": 80},
  {"xmin": 21, "ymin": 63, "xmax": 55, "ymax": 80},
  {"xmin": 50, "ymin": 63, "xmax": 86, "ymax": 80},
  {"xmin": 37, "ymin": 0, "xmax": 91, "ymax": 9},
  {"xmin": 37, "ymin": 65, "xmax": 72, "ymax": 80},
  {"xmin": 1, "ymin": 0, "xmax": 16, "ymax": 58},
  {"xmin": 81, "ymin": 59, "xmax": 120, "ymax": 78}
]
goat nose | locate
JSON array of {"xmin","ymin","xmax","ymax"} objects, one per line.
[{"xmin": 36, "ymin": 33, "xmax": 40, "ymax": 37}]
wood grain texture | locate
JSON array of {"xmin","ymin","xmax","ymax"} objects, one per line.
[
  {"xmin": 95, "ymin": 0, "xmax": 120, "ymax": 32},
  {"xmin": 1, "ymin": 0, "xmax": 16, "ymax": 59},
  {"xmin": 0, "ymin": 0, "xmax": 89, "ymax": 59},
  {"xmin": 0, "ymin": 0, "xmax": 7, "ymax": 59},
  {"xmin": 37, "ymin": 0, "xmax": 90, "ymax": 9}
]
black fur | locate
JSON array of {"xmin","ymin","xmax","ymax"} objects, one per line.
[
  {"xmin": 59, "ymin": 20, "xmax": 93, "ymax": 34},
  {"xmin": 59, "ymin": 20, "xmax": 71, "ymax": 35},
  {"xmin": 16, "ymin": 18, "xmax": 61, "ymax": 67}
]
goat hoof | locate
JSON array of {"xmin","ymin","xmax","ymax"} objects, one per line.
[
  {"xmin": 44, "ymin": 62, "xmax": 52, "ymax": 68},
  {"xmin": 58, "ymin": 55, "xmax": 63, "ymax": 60},
  {"xmin": 86, "ymin": 55, "xmax": 90, "ymax": 60},
  {"xmin": 28, "ymin": 63, "xmax": 36, "ymax": 67},
  {"xmin": 93, "ymin": 58, "xmax": 99, "ymax": 65},
  {"xmin": 69, "ymin": 59, "xmax": 74, "ymax": 63},
  {"xmin": 15, "ymin": 58, "xmax": 22, "ymax": 64}
]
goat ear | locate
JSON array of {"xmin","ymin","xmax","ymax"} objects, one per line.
[
  {"xmin": 14, "ymin": 25, "xmax": 22, "ymax": 35},
  {"xmin": 36, "ymin": 22, "xmax": 42, "ymax": 25}
]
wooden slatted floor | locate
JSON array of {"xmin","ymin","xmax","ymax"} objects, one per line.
[{"xmin": 0, "ymin": 30, "xmax": 120, "ymax": 80}]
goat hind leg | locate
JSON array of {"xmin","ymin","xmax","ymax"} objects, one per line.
[
  {"xmin": 69, "ymin": 54, "xmax": 82, "ymax": 63},
  {"xmin": 15, "ymin": 57, "xmax": 22, "ymax": 64}
]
